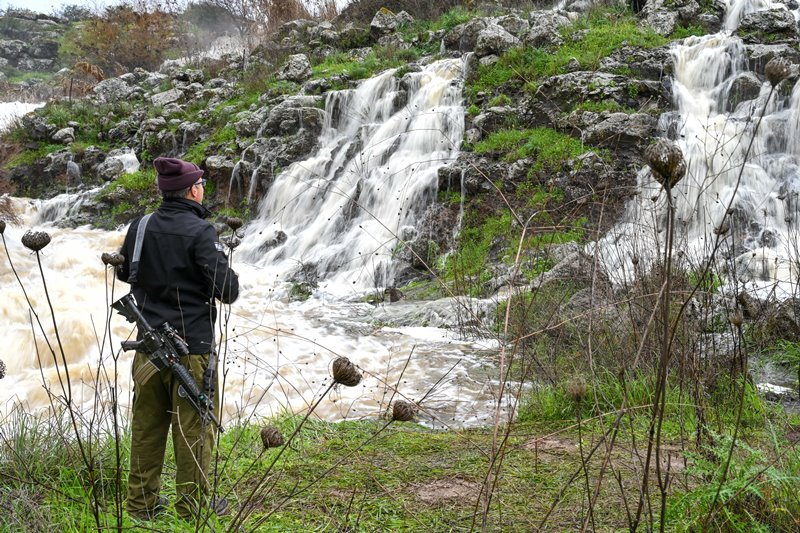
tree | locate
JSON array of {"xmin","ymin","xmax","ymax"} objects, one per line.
[{"xmin": 61, "ymin": 0, "xmax": 180, "ymax": 76}]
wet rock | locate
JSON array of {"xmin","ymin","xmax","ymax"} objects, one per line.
[
  {"xmin": 262, "ymin": 95, "xmax": 324, "ymax": 136},
  {"xmin": 177, "ymin": 122, "xmax": 203, "ymax": 154},
  {"xmin": 744, "ymin": 44, "xmax": 800, "ymax": 72},
  {"xmin": 726, "ymin": 72, "xmax": 763, "ymax": 111}
]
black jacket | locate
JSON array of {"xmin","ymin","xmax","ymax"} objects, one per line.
[{"xmin": 118, "ymin": 198, "xmax": 239, "ymax": 353}]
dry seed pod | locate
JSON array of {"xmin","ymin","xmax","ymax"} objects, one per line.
[
  {"xmin": 260, "ymin": 426, "xmax": 284, "ymax": 449},
  {"xmin": 391, "ymin": 400, "xmax": 416, "ymax": 422},
  {"xmin": 567, "ymin": 377, "xmax": 587, "ymax": 403},
  {"xmin": 765, "ymin": 57, "xmax": 791, "ymax": 86},
  {"xmin": 645, "ymin": 139, "xmax": 686, "ymax": 189},
  {"xmin": 226, "ymin": 217, "xmax": 243, "ymax": 231},
  {"xmin": 331, "ymin": 357, "xmax": 362, "ymax": 387},
  {"xmin": 0, "ymin": 220, "xmax": 5, "ymax": 234},
  {"xmin": 101, "ymin": 252, "xmax": 125, "ymax": 266},
  {"xmin": 0, "ymin": 359, "xmax": 5, "ymax": 379},
  {"xmin": 21, "ymin": 230, "xmax": 51, "ymax": 251},
  {"xmin": 222, "ymin": 235, "xmax": 241, "ymax": 250}
]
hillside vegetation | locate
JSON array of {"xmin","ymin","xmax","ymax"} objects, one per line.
[{"xmin": 2, "ymin": 0, "xmax": 800, "ymax": 530}]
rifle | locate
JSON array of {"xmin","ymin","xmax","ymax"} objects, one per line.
[{"xmin": 112, "ymin": 293, "xmax": 224, "ymax": 432}]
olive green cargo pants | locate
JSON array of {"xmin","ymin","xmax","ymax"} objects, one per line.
[{"xmin": 126, "ymin": 351, "xmax": 218, "ymax": 519}]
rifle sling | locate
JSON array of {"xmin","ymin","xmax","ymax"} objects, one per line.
[{"xmin": 128, "ymin": 213, "xmax": 152, "ymax": 285}]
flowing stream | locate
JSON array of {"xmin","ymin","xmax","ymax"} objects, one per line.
[
  {"xmin": 596, "ymin": 0, "xmax": 800, "ymax": 301},
  {"xmin": 1, "ymin": 59, "xmax": 505, "ymax": 429}
]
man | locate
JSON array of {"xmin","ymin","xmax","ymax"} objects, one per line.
[{"xmin": 117, "ymin": 156, "xmax": 239, "ymax": 520}]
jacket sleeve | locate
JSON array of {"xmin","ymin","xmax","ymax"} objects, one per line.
[
  {"xmin": 116, "ymin": 218, "xmax": 139, "ymax": 283},
  {"xmin": 195, "ymin": 224, "xmax": 240, "ymax": 304}
]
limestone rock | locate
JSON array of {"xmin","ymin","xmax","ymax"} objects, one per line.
[{"xmin": 277, "ymin": 53, "xmax": 312, "ymax": 83}]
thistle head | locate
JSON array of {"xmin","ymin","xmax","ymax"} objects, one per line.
[
  {"xmin": 332, "ymin": 357, "xmax": 362, "ymax": 387},
  {"xmin": 645, "ymin": 139, "xmax": 686, "ymax": 189},
  {"xmin": 765, "ymin": 57, "xmax": 791, "ymax": 86},
  {"xmin": 260, "ymin": 426, "xmax": 284, "ymax": 449},
  {"xmin": 226, "ymin": 217, "xmax": 243, "ymax": 231},
  {"xmin": 21, "ymin": 230, "xmax": 51, "ymax": 252},
  {"xmin": 391, "ymin": 400, "xmax": 417, "ymax": 422},
  {"xmin": 567, "ymin": 377, "xmax": 587, "ymax": 404}
]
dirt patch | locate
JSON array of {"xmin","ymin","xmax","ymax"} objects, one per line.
[
  {"xmin": 524, "ymin": 437, "xmax": 579, "ymax": 457},
  {"xmin": 412, "ymin": 477, "xmax": 481, "ymax": 505}
]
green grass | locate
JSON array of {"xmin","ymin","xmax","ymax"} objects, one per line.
[
  {"xmin": 473, "ymin": 127, "xmax": 591, "ymax": 172},
  {"xmin": 4, "ymin": 391, "xmax": 797, "ymax": 532},
  {"xmin": 467, "ymin": 8, "xmax": 668, "ymax": 97},
  {"xmin": 312, "ymin": 46, "xmax": 419, "ymax": 82}
]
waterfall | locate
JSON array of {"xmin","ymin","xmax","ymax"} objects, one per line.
[
  {"xmin": 596, "ymin": 0, "xmax": 800, "ymax": 299},
  {"xmin": 0, "ymin": 65, "xmax": 508, "ymax": 427},
  {"xmin": 238, "ymin": 58, "xmax": 465, "ymax": 298}
]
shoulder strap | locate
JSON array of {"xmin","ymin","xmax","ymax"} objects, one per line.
[{"xmin": 128, "ymin": 213, "xmax": 152, "ymax": 285}]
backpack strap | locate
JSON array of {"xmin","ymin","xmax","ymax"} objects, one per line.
[{"xmin": 128, "ymin": 213, "xmax": 152, "ymax": 285}]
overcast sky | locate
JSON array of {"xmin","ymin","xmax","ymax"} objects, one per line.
[{"xmin": 4, "ymin": 0, "xmax": 113, "ymax": 16}]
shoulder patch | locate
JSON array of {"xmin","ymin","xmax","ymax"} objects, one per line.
[{"xmin": 215, "ymin": 241, "xmax": 225, "ymax": 253}]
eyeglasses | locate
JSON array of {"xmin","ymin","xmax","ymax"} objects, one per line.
[{"xmin": 194, "ymin": 179, "xmax": 207, "ymax": 188}]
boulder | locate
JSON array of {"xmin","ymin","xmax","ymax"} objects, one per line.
[
  {"xmin": 370, "ymin": 7, "xmax": 401, "ymax": 36},
  {"xmin": 738, "ymin": 8, "xmax": 799, "ymax": 44},
  {"xmin": 51, "ymin": 127, "xmax": 75, "ymax": 144},
  {"xmin": 725, "ymin": 72, "xmax": 763, "ymax": 111},
  {"xmin": 744, "ymin": 43, "xmax": 800, "ymax": 73},
  {"xmin": 473, "ymin": 106, "xmax": 514, "ymax": 136},
  {"xmin": 443, "ymin": 19, "xmax": 488, "ymax": 53},
  {"xmin": 642, "ymin": 0, "xmax": 701, "ymax": 36},
  {"xmin": 581, "ymin": 112, "xmax": 657, "ymax": 151},
  {"xmin": 93, "ymin": 78, "xmax": 137, "ymax": 103},
  {"xmin": 475, "ymin": 24, "xmax": 521, "ymax": 57},
  {"xmin": 95, "ymin": 157, "xmax": 125, "ymax": 182},
  {"xmin": 276, "ymin": 53, "xmax": 312, "ymax": 83},
  {"xmin": 151, "ymin": 88, "xmax": 184, "ymax": 107},
  {"xmin": 496, "ymin": 14, "xmax": 529, "ymax": 37},
  {"xmin": 262, "ymin": 95, "xmax": 324, "ymax": 136},
  {"xmin": 21, "ymin": 113, "xmax": 56, "ymax": 141}
]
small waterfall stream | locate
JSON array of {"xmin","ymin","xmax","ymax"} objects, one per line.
[
  {"xmin": 597, "ymin": 0, "xmax": 800, "ymax": 301},
  {"xmin": 238, "ymin": 58, "xmax": 465, "ymax": 297}
]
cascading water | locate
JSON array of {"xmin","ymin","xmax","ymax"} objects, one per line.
[
  {"xmin": 596, "ymin": 0, "xmax": 800, "ymax": 300},
  {"xmin": 238, "ymin": 59, "xmax": 465, "ymax": 297},
  {"xmin": 1, "ymin": 58, "xmax": 504, "ymax": 428}
]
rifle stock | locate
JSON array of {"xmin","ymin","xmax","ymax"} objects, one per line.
[{"xmin": 112, "ymin": 293, "xmax": 224, "ymax": 432}]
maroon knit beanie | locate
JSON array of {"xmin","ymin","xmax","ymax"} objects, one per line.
[{"xmin": 154, "ymin": 157, "xmax": 204, "ymax": 192}]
